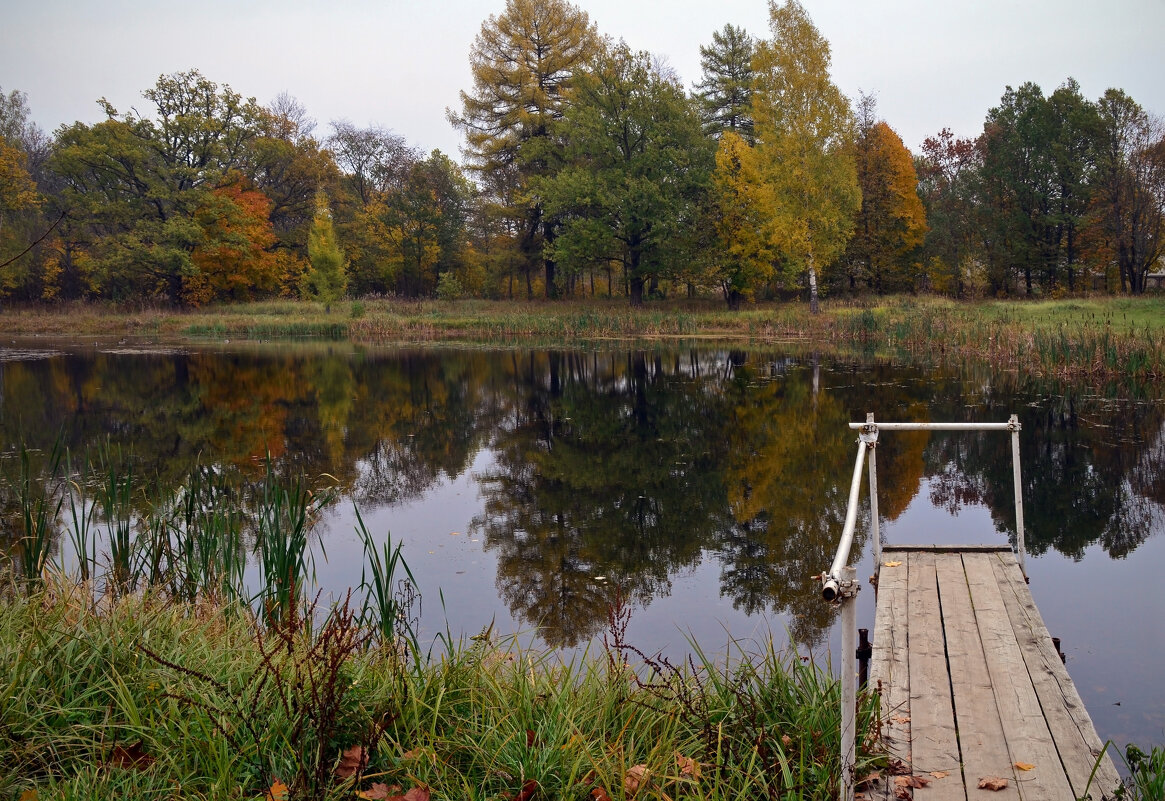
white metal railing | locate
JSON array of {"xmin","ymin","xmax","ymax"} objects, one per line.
[{"xmin": 822, "ymin": 413, "xmax": 1026, "ymax": 801}]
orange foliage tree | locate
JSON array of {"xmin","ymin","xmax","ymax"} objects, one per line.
[{"xmin": 185, "ymin": 183, "xmax": 279, "ymax": 306}]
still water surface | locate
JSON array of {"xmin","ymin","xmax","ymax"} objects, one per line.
[{"xmin": 2, "ymin": 340, "xmax": 1163, "ymax": 749}]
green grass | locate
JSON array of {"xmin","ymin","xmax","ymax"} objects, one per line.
[{"xmin": 1, "ymin": 454, "xmax": 890, "ymax": 800}]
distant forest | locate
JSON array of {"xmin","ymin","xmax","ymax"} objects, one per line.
[{"xmin": 1, "ymin": 0, "xmax": 1162, "ymax": 308}]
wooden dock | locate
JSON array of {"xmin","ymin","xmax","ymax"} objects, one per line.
[{"xmin": 869, "ymin": 545, "xmax": 1121, "ymax": 800}]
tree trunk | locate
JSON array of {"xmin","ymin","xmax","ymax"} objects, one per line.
[
  {"xmin": 629, "ymin": 276, "xmax": 645, "ymax": 306},
  {"xmin": 807, "ymin": 252, "xmax": 820, "ymax": 314}
]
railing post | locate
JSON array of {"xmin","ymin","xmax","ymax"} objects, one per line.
[
  {"xmin": 839, "ymin": 565, "xmax": 859, "ymax": 801},
  {"xmin": 865, "ymin": 413, "xmax": 881, "ymax": 570},
  {"xmin": 1009, "ymin": 414, "xmax": 1027, "ymax": 579}
]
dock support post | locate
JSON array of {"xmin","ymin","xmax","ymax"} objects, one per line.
[
  {"xmin": 865, "ymin": 413, "xmax": 881, "ymax": 570},
  {"xmin": 839, "ymin": 565, "xmax": 859, "ymax": 801},
  {"xmin": 1009, "ymin": 414, "xmax": 1027, "ymax": 579}
]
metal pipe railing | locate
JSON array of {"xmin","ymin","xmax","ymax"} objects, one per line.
[{"xmin": 823, "ymin": 413, "xmax": 1026, "ymax": 801}]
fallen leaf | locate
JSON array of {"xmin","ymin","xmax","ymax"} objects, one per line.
[
  {"xmin": 856, "ymin": 770, "xmax": 882, "ymax": 788},
  {"xmin": 894, "ymin": 787, "xmax": 911, "ymax": 800},
  {"xmin": 978, "ymin": 776, "xmax": 1009, "ymax": 791},
  {"xmin": 883, "ymin": 560, "xmax": 903, "ymax": 568},
  {"xmin": 526, "ymin": 728, "xmax": 537, "ymax": 748},
  {"xmin": 887, "ymin": 758, "xmax": 911, "ymax": 775},
  {"xmin": 108, "ymin": 741, "xmax": 155, "ymax": 770},
  {"xmin": 357, "ymin": 785, "xmax": 399, "ymax": 800},
  {"xmin": 781, "ymin": 734, "xmax": 793, "ymax": 747},
  {"xmin": 266, "ymin": 779, "xmax": 289, "ymax": 801},
  {"xmin": 930, "ymin": 770, "xmax": 949, "ymax": 779},
  {"xmin": 401, "ymin": 747, "xmax": 424, "ymax": 760},
  {"xmin": 395, "ymin": 788, "xmax": 432, "ymax": 801},
  {"xmin": 513, "ymin": 779, "xmax": 539, "ymax": 801},
  {"xmin": 675, "ymin": 752, "xmax": 700, "ymax": 780},
  {"xmin": 19, "ymin": 792, "xmax": 37, "ymax": 801},
  {"xmin": 1014, "ymin": 761, "xmax": 1035, "ymax": 771},
  {"xmin": 590, "ymin": 789, "xmax": 613, "ymax": 801},
  {"xmin": 894, "ymin": 775, "xmax": 931, "ymax": 789},
  {"xmin": 624, "ymin": 764, "xmax": 650, "ymax": 796},
  {"xmin": 335, "ymin": 744, "xmax": 368, "ymax": 779}
]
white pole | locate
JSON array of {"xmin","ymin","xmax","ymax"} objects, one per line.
[
  {"xmin": 840, "ymin": 564, "xmax": 858, "ymax": 801},
  {"xmin": 1010, "ymin": 414, "xmax": 1027, "ymax": 579},
  {"xmin": 866, "ymin": 413, "xmax": 881, "ymax": 570}
]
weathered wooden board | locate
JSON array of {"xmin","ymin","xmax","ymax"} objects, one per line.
[
  {"xmin": 990, "ymin": 553, "xmax": 1122, "ymax": 800},
  {"xmin": 904, "ymin": 552, "xmax": 962, "ymax": 780},
  {"xmin": 867, "ymin": 546, "xmax": 1121, "ymax": 801},
  {"xmin": 869, "ymin": 551, "xmax": 911, "ymax": 800},
  {"xmin": 962, "ymin": 552, "xmax": 1076, "ymax": 799},
  {"xmin": 933, "ymin": 555, "xmax": 1018, "ymax": 799}
]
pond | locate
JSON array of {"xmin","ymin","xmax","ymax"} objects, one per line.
[{"xmin": 1, "ymin": 339, "xmax": 1163, "ymax": 752}]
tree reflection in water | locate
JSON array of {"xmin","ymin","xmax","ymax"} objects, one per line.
[{"xmin": 2, "ymin": 343, "xmax": 1163, "ymax": 649}]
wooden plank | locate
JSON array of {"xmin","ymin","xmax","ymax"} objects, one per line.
[
  {"xmin": 884, "ymin": 544, "xmax": 1011, "ymax": 553},
  {"xmin": 870, "ymin": 553, "xmax": 911, "ymax": 799},
  {"xmin": 990, "ymin": 554, "xmax": 1122, "ymax": 800},
  {"xmin": 933, "ymin": 554, "xmax": 1019, "ymax": 800},
  {"xmin": 904, "ymin": 552, "xmax": 963, "ymax": 784},
  {"xmin": 962, "ymin": 553, "xmax": 1077, "ymax": 800}
]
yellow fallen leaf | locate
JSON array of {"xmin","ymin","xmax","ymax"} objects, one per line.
[
  {"xmin": 883, "ymin": 560, "xmax": 903, "ymax": 567},
  {"xmin": 19, "ymin": 791, "xmax": 38, "ymax": 801},
  {"xmin": 266, "ymin": 779, "xmax": 289, "ymax": 801},
  {"xmin": 1014, "ymin": 761, "xmax": 1035, "ymax": 771}
]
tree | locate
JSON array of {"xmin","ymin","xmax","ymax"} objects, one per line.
[
  {"xmin": 539, "ymin": 42, "xmax": 713, "ymax": 306},
  {"xmin": 839, "ymin": 94, "xmax": 927, "ymax": 293},
  {"xmin": 1091, "ymin": 89, "xmax": 1165, "ymax": 294},
  {"xmin": 1047, "ymin": 79, "xmax": 1102, "ymax": 292},
  {"xmin": 694, "ymin": 24, "xmax": 755, "ymax": 142},
  {"xmin": 916, "ymin": 128, "xmax": 980, "ymax": 296},
  {"xmin": 752, "ymin": 0, "xmax": 859, "ymax": 313},
  {"xmin": 976, "ymin": 82, "xmax": 1059, "ymax": 295},
  {"xmin": 707, "ymin": 131, "xmax": 778, "ymax": 307},
  {"xmin": 49, "ymin": 70, "xmax": 266, "ymax": 302},
  {"xmin": 449, "ymin": 0, "xmax": 599, "ymax": 298},
  {"xmin": 306, "ymin": 192, "xmax": 347, "ymax": 311}
]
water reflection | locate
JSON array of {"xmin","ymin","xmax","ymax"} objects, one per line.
[{"xmin": 2, "ymin": 343, "xmax": 1164, "ymax": 648}]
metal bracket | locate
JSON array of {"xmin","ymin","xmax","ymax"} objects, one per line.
[{"xmin": 836, "ymin": 577, "xmax": 860, "ymax": 600}]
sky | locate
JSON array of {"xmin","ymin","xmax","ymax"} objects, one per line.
[{"xmin": 2, "ymin": 0, "xmax": 1163, "ymax": 159}]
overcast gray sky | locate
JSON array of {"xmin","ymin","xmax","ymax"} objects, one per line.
[{"xmin": 2, "ymin": 0, "xmax": 1162, "ymax": 158}]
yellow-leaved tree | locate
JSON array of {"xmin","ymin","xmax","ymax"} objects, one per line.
[
  {"xmin": 708, "ymin": 131, "xmax": 778, "ymax": 308},
  {"xmin": 838, "ymin": 94, "xmax": 927, "ymax": 293},
  {"xmin": 752, "ymin": 0, "xmax": 859, "ymax": 313}
]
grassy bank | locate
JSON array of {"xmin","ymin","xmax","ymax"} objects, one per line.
[{"xmin": 4, "ymin": 295, "xmax": 1165, "ymax": 380}]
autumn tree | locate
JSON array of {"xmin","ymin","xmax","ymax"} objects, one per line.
[
  {"xmin": 249, "ymin": 94, "xmax": 340, "ymax": 287},
  {"xmin": 539, "ymin": 42, "xmax": 713, "ymax": 306},
  {"xmin": 916, "ymin": 128, "xmax": 980, "ymax": 296},
  {"xmin": 1091, "ymin": 89, "xmax": 1165, "ymax": 294},
  {"xmin": 752, "ymin": 0, "xmax": 859, "ymax": 313},
  {"xmin": 0, "ymin": 86, "xmax": 55, "ymax": 300},
  {"xmin": 449, "ymin": 0, "xmax": 599, "ymax": 298},
  {"xmin": 306, "ymin": 192, "xmax": 347, "ymax": 310},
  {"xmin": 706, "ymin": 131, "xmax": 778, "ymax": 307},
  {"xmin": 50, "ymin": 70, "xmax": 267, "ymax": 303},
  {"xmin": 838, "ymin": 94, "xmax": 927, "ymax": 293},
  {"xmin": 694, "ymin": 24, "xmax": 755, "ymax": 142}
]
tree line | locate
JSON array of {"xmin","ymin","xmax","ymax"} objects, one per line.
[{"xmin": 1, "ymin": 0, "xmax": 1162, "ymax": 308}]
